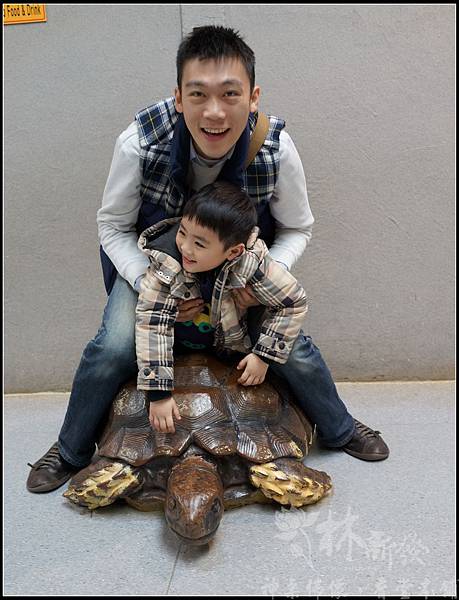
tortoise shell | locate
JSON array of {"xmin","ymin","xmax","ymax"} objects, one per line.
[{"xmin": 98, "ymin": 352, "xmax": 314, "ymax": 467}]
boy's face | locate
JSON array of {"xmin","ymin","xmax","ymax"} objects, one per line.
[
  {"xmin": 176, "ymin": 216, "xmax": 244, "ymax": 273},
  {"xmin": 175, "ymin": 57, "xmax": 260, "ymax": 160}
]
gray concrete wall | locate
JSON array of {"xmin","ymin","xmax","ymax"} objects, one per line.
[{"xmin": 4, "ymin": 5, "xmax": 455, "ymax": 392}]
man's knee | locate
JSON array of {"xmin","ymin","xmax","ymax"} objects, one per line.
[
  {"xmin": 83, "ymin": 326, "xmax": 136, "ymax": 370},
  {"xmin": 273, "ymin": 334, "xmax": 322, "ymax": 377}
]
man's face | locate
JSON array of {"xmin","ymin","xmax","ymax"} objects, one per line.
[
  {"xmin": 176, "ymin": 216, "xmax": 243, "ymax": 273},
  {"xmin": 175, "ymin": 57, "xmax": 260, "ymax": 160}
]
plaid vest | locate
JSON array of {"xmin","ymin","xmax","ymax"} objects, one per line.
[
  {"xmin": 135, "ymin": 97, "xmax": 285, "ymax": 231},
  {"xmin": 100, "ymin": 97, "xmax": 285, "ymax": 294}
]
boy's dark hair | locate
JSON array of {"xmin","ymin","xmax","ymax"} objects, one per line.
[
  {"xmin": 177, "ymin": 25, "xmax": 256, "ymax": 92},
  {"xmin": 182, "ymin": 182, "xmax": 258, "ymax": 250}
]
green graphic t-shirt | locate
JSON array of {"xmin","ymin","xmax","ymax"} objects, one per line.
[{"xmin": 174, "ymin": 266, "xmax": 220, "ymax": 351}]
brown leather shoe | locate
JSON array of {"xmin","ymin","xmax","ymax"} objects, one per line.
[
  {"xmin": 26, "ymin": 442, "xmax": 80, "ymax": 493},
  {"xmin": 341, "ymin": 420, "xmax": 389, "ymax": 461}
]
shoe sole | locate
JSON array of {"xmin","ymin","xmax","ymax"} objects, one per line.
[
  {"xmin": 342, "ymin": 447, "xmax": 389, "ymax": 461},
  {"xmin": 26, "ymin": 471, "xmax": 76, "ymax": 493}
]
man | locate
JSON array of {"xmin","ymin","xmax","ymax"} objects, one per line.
[{"xmin": 27, "ymin": 25, "xmax": 388, "ymax": 494}]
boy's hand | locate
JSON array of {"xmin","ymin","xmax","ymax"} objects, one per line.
[
  {"xmin": 236, "ymin": 353, "xmax": 269, "ymax": 386},
  {"xmin": 232, "ymin": 285, "xmax": 260, "ymax": 310},
  {"xmin": 149, "ymin": 396, "xmax": 181, "ymax": 434},
  {"xmin": 176, "ymin": 298, "xmax": 205, "ymax": 322}
]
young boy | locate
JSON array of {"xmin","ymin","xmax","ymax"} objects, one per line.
[{"xmin": 135, "ymin": 181, "xmax": 308, "ymax": 434}]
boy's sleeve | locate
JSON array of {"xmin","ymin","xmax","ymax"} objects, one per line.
[
  {"xmin": 135, "ymin": 265, "xmax": 179, "ymax": 391},
  {"xmin": 248, "ymin": 254, "xmax": 308, "ymax": 364}
]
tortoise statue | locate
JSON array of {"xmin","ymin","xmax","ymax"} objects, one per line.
[{"xmin": 63, "ymin": 353, "xmax": 332, "ymax": 545}]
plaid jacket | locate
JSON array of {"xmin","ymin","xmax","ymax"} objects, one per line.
[{"xmin": 136, "ymin": 218, "xmax": 308, "ymax": 392}]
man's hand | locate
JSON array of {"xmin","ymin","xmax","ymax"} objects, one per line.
[
  {"xmin": 232, "ymin": 285, "xmax": 260, "ymax": 310},
  {"xmin": 149, "ymin": 396, "xmax": 181, "ymax": 433},
  {"xmin": 237, "ymin": 353, "xmax": 269, "ymax": 386},
  {"xmin": 176, "ymin": 298, "xmax": 205, "ymax": 322}
]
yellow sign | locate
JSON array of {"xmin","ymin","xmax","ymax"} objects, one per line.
[{"xmin": 3, "ymin": 4, "xmax": 47, "ymax": 25}]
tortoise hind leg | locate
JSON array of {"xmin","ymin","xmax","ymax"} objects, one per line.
[
  {"xmin": 249, "ymin": 458, "xmax": 332, "ymax": 508},
  {"xmin": 63, "ymin": 461, "xmax": 142, "ymax": 510}
]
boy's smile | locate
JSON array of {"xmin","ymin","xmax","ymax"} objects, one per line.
[
  {"xmin": 175, "ymin": 57, "xmax": 260, "ymax": 160},
  {"xmin": 176, "ymin": 216, "xmax": 243, "ymax": 273}
]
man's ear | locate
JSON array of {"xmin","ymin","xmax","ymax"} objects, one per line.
[
  {"xmin": 227, "ymin": 243, "xmax": 245, "ymax": 261},
  {"xmin": 175, "ymin": 87, "xmax": 183, "ymax": 113},
  {"xmin": 250, "ymin": 85, "xmax": 261, "ymax": 113}
]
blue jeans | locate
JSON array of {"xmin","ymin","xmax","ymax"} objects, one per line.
[
  {"xmin": 58, "ymin": 275, "xmax": 355, "ymax": 467},
  {"xmin": 246, "ymin": 306, "xmax": 355, "ymax": 448},
  {"xmin": 58, "ymin": 275, "xmax": 138, "ymax": 466}
]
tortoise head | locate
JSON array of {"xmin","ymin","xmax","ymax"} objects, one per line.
[{"xmin": 165, "ymin": 456, "xmax": 224, "ymax": 546}]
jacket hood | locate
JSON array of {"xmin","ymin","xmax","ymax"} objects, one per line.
[
  {"xmin": 139, "ymin": 217, "xmax": 182, "ymax": 260},
  {"xmin": 137, "ymin": 218, "xmax": 183, "ymax": 283}
]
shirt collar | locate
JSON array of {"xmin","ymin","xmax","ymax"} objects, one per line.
[{"xmin": 190, "ymin": 140, "xmax": 236, "ymax": 166}]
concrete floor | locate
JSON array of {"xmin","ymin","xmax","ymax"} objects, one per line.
[{"xmin": 4, "ymin": 381, "xmax": 456, "ymax": 596}]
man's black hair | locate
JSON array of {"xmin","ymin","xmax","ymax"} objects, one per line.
[
  {"xmin": 177, "ymin": 25, "xmax": 256, "ymax": 91},
  {"xmin": 182, "ymin": 182, "xmax": 258, "ymax": 250}
]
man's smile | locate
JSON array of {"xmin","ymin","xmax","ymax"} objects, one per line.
[{"xmin": 200, "ymin": 127, "xmax": 230, "ymax": 140}]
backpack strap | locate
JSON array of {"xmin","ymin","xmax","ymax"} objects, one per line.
[{"xmin": 244, "ymin": 112, "xmax": 270, "ymax": 168}]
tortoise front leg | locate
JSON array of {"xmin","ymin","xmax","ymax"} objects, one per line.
[
  {"xmin": 63, "ymin": 462, "xmax": 142, "ymax": 510},
  {"xmin": 249, "ymin": 458, "xmax": 332, "ymax": 508}
]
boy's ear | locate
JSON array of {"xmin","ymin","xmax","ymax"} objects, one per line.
[{"xmin": 227, "ymin": 243, "xmax": 245, "ymax": 261}]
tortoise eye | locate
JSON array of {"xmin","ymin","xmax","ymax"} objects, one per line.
[
  {"xmin": 211, "ymin": 499, "xmax": 221, "ymax": 513},
  {"xmin": 168, "ymin": 497, "xmax": 176, "ymax": 510}
]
